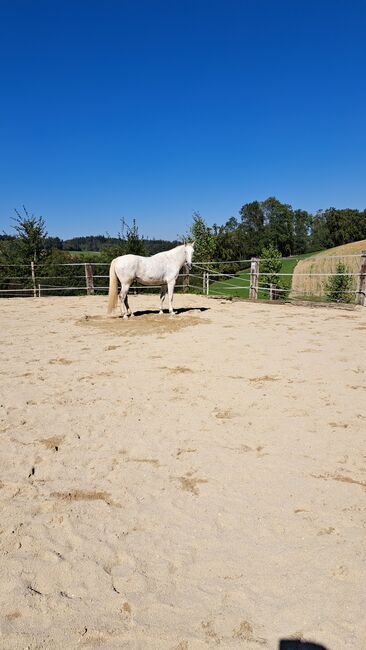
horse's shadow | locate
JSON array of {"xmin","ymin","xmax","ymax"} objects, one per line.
[
  {"xmin": 279, "ymin": 641, "xmax": 329, "ymax": 649},
  {"xmin": 128, "ymin": 307, "xmax": 210, "ymax": 318}
]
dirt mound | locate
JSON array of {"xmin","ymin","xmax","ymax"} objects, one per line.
[{"xmin": 79, "ymin": 308, "xmax": 210, "ymax": 336}]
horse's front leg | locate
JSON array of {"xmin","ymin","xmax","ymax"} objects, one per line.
[
  {"xmin": 159, "ymin": 285, "xmax": 167, "ymax": 314},
  {"xmin": 167, "ymin": 280, "xmax": 176, "ymax": 315}
]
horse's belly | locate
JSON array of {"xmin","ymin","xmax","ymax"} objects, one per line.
[{"xmin": 136, "ymin": 275, "xmax": 165, "ymax": 286}]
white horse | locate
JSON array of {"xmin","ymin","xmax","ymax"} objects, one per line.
[{"xmin": 107, "ymin": 243, "xmax": 195, "ymax": 318}]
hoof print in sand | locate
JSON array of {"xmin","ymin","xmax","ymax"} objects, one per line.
[{"xmin": 173, "ymin": 471, "xmax": 208, "ymax": 496}]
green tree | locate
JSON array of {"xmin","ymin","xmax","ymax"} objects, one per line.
[
  {"xmin": 309, "ymin": 210, "xmax": 331, "ymax": 251},
  {"xmin": 262, "ymin": 197, "xmax": 294, "ymax": 257},
  {"xmin": 12, "ymin": 206, "xmax": 48, "ymax": 263},
  {"xmin": 123, "ymin": 218, "xmax": 146, "ymax": 256},
  {"xmin": 323, "ymin": 207, "xmax": 365, "ymax": 248},
  {"xmin": 260, "ymin": 243, "xmax": 282, "ymax": 286},
  {"xmin": 214, "ymin": 218, "xmax": 237, "ymax": 262},
  {"xmin": 259, "ymin": 243, "xmax": 290, "ymax": 299},
  {"xmin": 293, "ymin": 209, "xmax": 311, "ymax": 254},
  {"xmin": 100, "ymin": 218, "xmax": 146, "ymax": 262},
  {"xmin": 239, "ymin": 201, "xmax": 265, "ymax": 257},
  {"xmin": 325, "ymin": 262, "xmax": 353, "ymax": 303},
  {"xmin": 189, "ymin": 212, "xmax": 215, "ymax": 262},
  {"xmin": 0, "ymin": 207, "xmax": 66, "ymax": 296}
]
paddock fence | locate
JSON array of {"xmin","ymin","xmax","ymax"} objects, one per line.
[
  {"xmin": 198, "ymin": 251, "xmax": 366, "ymax": 306},
  {"xmin": 0, "ymin": 252, "xmax": 365, "ymax": 306},
  {"xmin": 0, "ymin": 261, "xmax": 204, "ymax": 298}
]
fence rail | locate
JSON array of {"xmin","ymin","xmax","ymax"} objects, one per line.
[{"xmin": 0, "ymin": 252, "xmax": 365, "ymax": 306}]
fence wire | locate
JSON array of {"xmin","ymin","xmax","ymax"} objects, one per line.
[{"xmin": 0, "ymin": 254, "xmax": 365, "ymax": 305}]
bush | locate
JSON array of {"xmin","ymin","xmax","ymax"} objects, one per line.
[
  {"xmin": 260, "ymin": 244, "xmax": 285, "ymax": 299},
  {"xmin": 325, "ymin": 262, "xmax": 353, "ymax": 303}
]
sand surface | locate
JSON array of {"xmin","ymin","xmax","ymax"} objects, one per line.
[{"xmin": 1, "ymin": 294, "xmax": 365, "ymax": 650}]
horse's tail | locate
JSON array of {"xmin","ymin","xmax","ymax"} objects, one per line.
[{"xmin": 107, "ymin": 259, "xmax": 119, "ymax": 314}]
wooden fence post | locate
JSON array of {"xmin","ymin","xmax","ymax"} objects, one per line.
[
  {"xmin": 84, "ymin": 263, "xmax": 94, "ymax": 295},
  {"xmin": 31, "ymin": 261, "xmax": 36, "ymax": 298},
  {"xmin": 269, "ymin": 283, "xmax": 274, "ymax": 301},
  {"xmin": 206, "ymin": 272, "xmax": 210, "ymax": 296},
  {"xmin": 249, "ymin": 257, "xmax": 259, "ymax": 300},
  {"xmin": 202, "ymin": 272, "xmax": 206, "ymax": 294},
  {"xmin": 357, "ymin": 251, "xmax": 366, "ymax": 306}
]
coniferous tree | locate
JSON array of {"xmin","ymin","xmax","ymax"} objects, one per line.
[
  {"xmin": 325, "ymin": 262, "xmax": 353, "ymax": 303},
  {"xmin": 12, "ymin": 206, "xmax": 48, "ymax": 263},
  {"xmin": 189, "ymin": 212, "xmax": 215, "ymax": 262},
  {"xmin": 123, "ymin": 219, "xmax": 146, "ymax": 256}
]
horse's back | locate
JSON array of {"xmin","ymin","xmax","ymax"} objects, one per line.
[
  {"xmin": 114, "ymin": 254, "xmax": 141, "ymax": 281},
  {"xmin": 114, "ymin": 253, "xmax": 167, "ymax": 285}
]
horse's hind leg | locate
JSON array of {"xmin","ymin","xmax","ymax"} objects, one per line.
[
  {"xmin": 159, "ymin": 285, "xmax": 167, "ymax": 314},
  {"xmin": 124, "ymin": 293, "xmax": 133, "ymax": 317},
  {"xmin": 119, "ymin": 284, "xmax": 131, "ymax": 319}
]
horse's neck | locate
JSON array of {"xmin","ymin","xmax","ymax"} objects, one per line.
[{"xmin": 171, "ymin": 245, "xmax": 186, "ymax": 268}]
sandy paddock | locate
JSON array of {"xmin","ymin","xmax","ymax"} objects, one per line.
[{"xmin": 0, "ymin": 294, "xmax": 365, "ymax": 650}]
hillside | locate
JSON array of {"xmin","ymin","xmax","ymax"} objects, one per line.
[{"xmin": 291, "ymin": 240, "xmax": 366, "ymax": 300}]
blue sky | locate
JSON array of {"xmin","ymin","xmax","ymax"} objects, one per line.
[{"xmin": 1, "ymin": 0, "xmax": 365, "ymax": 240}]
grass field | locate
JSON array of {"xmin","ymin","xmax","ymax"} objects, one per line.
[{"xmin": 208, "ymin": 252, "xmax": 318, "ymax": 299}]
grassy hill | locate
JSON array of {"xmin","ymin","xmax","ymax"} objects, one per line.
[{"xmin": 291, "ymin": 240, "xmax": 366, "ymax": 300}]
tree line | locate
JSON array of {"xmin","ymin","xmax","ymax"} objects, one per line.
[
  {"xmin": 0, "ymin": 211, "xmax": 180, "ymax": 295},
  {"xmin": 2, "ymin": 198, "xmax": 366, "ymax": 264},
  {"xmin": 204, "ymin": 197, "xmax": 366, "ymax": 264},
  {"xmin": 1, "ymin": 199, "xmax": 365, "ymax": 296}
]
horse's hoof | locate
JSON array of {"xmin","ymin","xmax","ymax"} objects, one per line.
[
  {"xmin": 158, "ymin": 310, "xmax": 164, "ymax": 315},
  {"xmin": 169, "ymin": 311, "xmax": 176, "ymax": 316},
  {"xmin": 122, "ymin": 315, "xmax": 129, "ymax": 320}
]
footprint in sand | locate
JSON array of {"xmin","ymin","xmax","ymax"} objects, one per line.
[
  {"xmin": 249, "ymin": 375, "xmax": 280, "ymax": 385},
  {"xmin": 224, "ymin": 444, "xmax": 266, "ymax": 457},
  {"xmin": 127, "ymin": 457, "xmax": 160, "ymax": 467},
  {"xmin": 172, "ymin": 471, "xmax": 208, "ymax": 496},
  {"xmin": 214, "ymin": 408, "xmax": 237, "ymax": 420},
  {"xmin": 39, "ymin": 435, "xmax": 64, "ymax": 451},
  {"xmin": 232, "ymin": 620, "xmax": 266, "ymax": 645},
  {"xmin": 176, "ymin": 448, "xmax": 197, "ymax": 458},
  {"xmin": 161, "ymin": 366, "xmax": 193, "ymax": 374},
  {"xmin": 201, "ymin": 620, "xmax": 222, "ymax": 644},
  {"xmin": 317, "ymin": 527, "xmax": 336, "ymax": 536},
  {"xmin": 51, "ymin": 489, "xmax": 118, "ymax": 506},
  {"xmin": 332, "ymin": 565, "xmax": 349, "ymax": 578},
  {"xmin": 173, "ymin": 642, "xmax": 188, "ymax": 650},
  {"xmin": 49, "ymin": 358, "xmax": 73, "ymax": 365}
]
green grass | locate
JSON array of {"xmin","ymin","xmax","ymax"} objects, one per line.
[
  {"xmin": 208, "ymin": 251, "xmax": 321, "ymax": 300},
  {"xmin": 209, "ymin": 268, "xmax": 251, "ymax": 299}
]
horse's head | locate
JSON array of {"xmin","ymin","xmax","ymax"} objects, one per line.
[{"xmin": 184, "ymin": 242, "xmax": 194, "ymax": 270}]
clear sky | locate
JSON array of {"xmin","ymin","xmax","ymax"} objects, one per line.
[{"xmin": 1, "ymin": 0, "xmax": 365, "ymax": 240}]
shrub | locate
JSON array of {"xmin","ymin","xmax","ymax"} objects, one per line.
[
  {"xmin": 260, "ymin": 244, "xmax": 285, "ymax": 299},
  {"xmin": 325, "ymin": 262, "xmax": 353, "ymax": 303}
]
